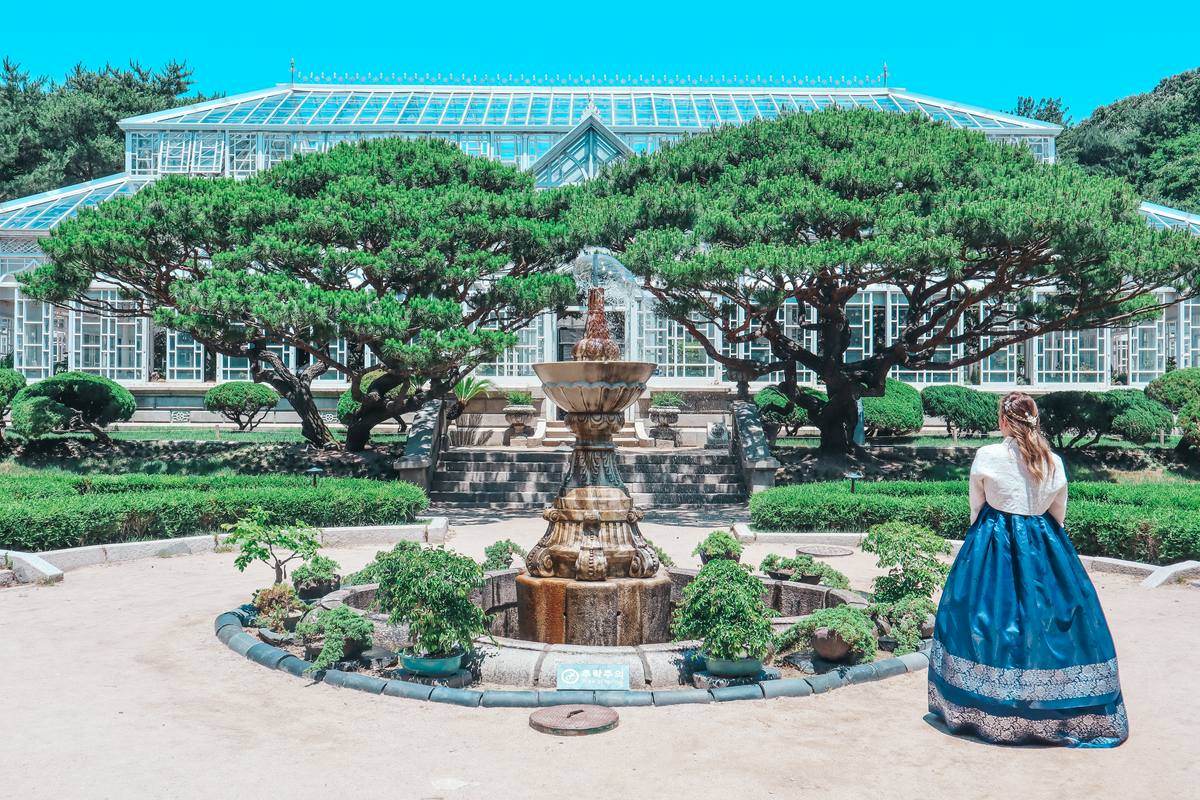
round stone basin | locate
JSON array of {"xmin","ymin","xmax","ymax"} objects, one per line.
[
  {"xmin": 321, "ymin": 567, "xmax": 865, "ymax": 689},
  {"xmin": 533, "ymin": 361, "xmax": 656, "ymax": 414}
]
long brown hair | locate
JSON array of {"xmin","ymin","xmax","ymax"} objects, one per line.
[{"xmin": 999, "ymin": 392, "xmax": 1055, "ymax": 482}]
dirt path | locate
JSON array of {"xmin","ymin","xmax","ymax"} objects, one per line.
[{"xmin": 1, "ymin": 515, "xmax": 1195, "ymax": 800}]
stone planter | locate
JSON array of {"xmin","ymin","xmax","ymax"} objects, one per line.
[
  {"xmin": 303, "ymin": 636, "xmax": 367, "ymax": 663},
  {"xmin": 648, "ymin": 405, "xmax": 681, "ymax": 446},
  {"xmin": 503, "ymin": 404, "xmax": 536, "ymax": 435},
  {"xmin": 699, "ymin": 552, "xmax": 740, "ymax": 566},
  {"xmin": 810, "ymin": 627, "xmax": 853, "ymax": 662}
]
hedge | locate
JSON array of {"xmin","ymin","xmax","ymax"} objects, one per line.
[
  {"xmin": 0, "ymin": 473, "xmax": 428, "ymax": 552},
  {"xmin": 749, "ymin": 481, "xmax": 1200, "ymax": 565},
  {"xmin": 920, "ymin": 385, "xmax": 997, "ymax": 437}
]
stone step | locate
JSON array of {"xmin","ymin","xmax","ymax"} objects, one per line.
[
  {"xmin": 435, "ymin": 464, "xmax": 741, "ymax": 479},
  {"xmin": 441, "ymin": 448, "xmax": 735, "ymax": 464}
]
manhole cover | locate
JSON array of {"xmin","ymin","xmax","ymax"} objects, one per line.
[
  {"xmin": 529, "ymin": 705, "xmax": 619, "ymax": 736},
  {"xmin": 795, "ymin": 543, "xmax": 855, "ymax": 557}
]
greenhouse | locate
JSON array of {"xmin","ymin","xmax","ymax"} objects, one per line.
[{"xmin": 1, "ymin": 79, "xmax": 1198, "ymax": 413}]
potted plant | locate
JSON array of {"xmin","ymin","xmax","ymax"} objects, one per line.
[
  {"xmin": 672, "ymin": 559, "xmax": 776, "ymax": 677},
  {"xmin": 861, "ymin": 521, "xmax": 951, "ymax": 603},
  {"xmin": 223, "ymin": 508, "xmax": 321, "ymax": 584},
  {"xmin": 692, "ymin": 530, "xmax": 743, "ymax": 565},
  {"xmin": 502, "ymin": 391, "xmax": 537, "ymax": 436},
  {"xmin": 758, "ymin": 553, "xmax": 849, "ymax": 588},
  {"xmin": 481, "ymin": 538, "xmax": 527, "ymax": 572},
  {"xmin": 295, "ymin": 605, "xmax": 375, "ymax": 671},
  {"xmin": 252, "ymin": 583, "xmax": 307, "ymax": 633},
  {"xmin": 291, "ymin": 554, "xmax": 342, "ymax": 600},
  {"xmin": 647, "ymin": 392, "xmax": 685, "ymax": 444},
  {"xmin": 375, "ymin": 545, "xmax": 490, "ymax": 678},
  {"xmin": 867, "ymin": 595, "xmax": 937, "ymax": 655},
  {"xmin": 776, "ymin": 606, "xmax": 877, "ymax": 664}
]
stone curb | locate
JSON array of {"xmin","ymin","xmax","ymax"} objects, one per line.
[
  {"xmin": 215, "ymin": 610, "xmax": 929, "ymax": 708},
  {"xmin": 5, "ymin": 519, "xmax": 449, "ymax": 580},
  {"xmin": 733, "ymin": 526, "xmax": 1194, "ymax": 586}
]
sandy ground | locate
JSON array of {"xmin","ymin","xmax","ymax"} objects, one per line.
[{"xmin": 1, "ymin": 508, "xmax": 1197, "ymax": 800}]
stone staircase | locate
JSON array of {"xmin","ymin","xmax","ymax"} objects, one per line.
[
  {"xmin": 429, "ymin": 448, "xmax": 745, "ymax": 508},
  {"xmin": 541, "ymin": 420, "xmax": 639, "ymax": 448}
]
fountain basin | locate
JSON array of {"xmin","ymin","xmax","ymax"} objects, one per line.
[{"xmin": 533, "ymin": 361, "xmax": 656, "ymax": 414}]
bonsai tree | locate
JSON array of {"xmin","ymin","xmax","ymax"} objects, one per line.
[
  {"xmin": 481, "ymin": 539, "xmax": 527, "ymax": 572},
  {"xmin": 775, "ymin": 605, "xmax": 877, "ymax": 663},
  {"xmin": 21, "ymin": 137, "xmax": 576, "ymax": 450},
  {"xmin": 203, "ymin": 381, "xmax": 280, "ymax": 432},
  {"xmin": 341, "ymin": 540, "xmax": 421, "ymax": 586},
  {"xmin": 375, "ymin": 546, "xmax": 489, "ymax": 658},
  {"xmin": 0, "ymin": 368, "xmax": 25, "ymax": 443},
  {"xmin": 921, "ymin": 385, "xmax": 998, "ymax": 439},
  {"xmin": 758, "ymin": 553, "xmax": 849, "ymax": 589},
  {"xmin": 252, "ymin": 583, "xmax": 306, "ymax": 633},
  {"xmin": 295, "ymin": 605, "xmax": 374, "ymax": 672},
  {"xmin": 861, "ymin": 521, "xmax": 951, "ymax": 603},
  {"xmin": 291, "ymin": 554, "xmax": 342, "ymax": 599},
  {"xmin": 9, "ymin": 371, "xmax": 135, "ymax": 444},
  {"xmin": 223, "ymin": 508, "xmax": 321, "ymax": 584},
  {"xmin": 570, "ymin": 109, "xmax": 1200, "ymax": 452},
  {"xmin": 867, "ymin": 595, "xmax": 936, "ymax": 655},
  {"xmin": 691, "ymin": 530, "xmax": 743, "ymax": 564},
  {"xmin": 672, "ymin": 558, "xmax": 776, "ymax": 663}
]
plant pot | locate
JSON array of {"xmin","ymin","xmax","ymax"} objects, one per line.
[
  {"xmin": 503, "ymin": 404, "xmax": 536, "ymax": 434},
  {"xmin": 766, "ymin": 568, "xmax": 795, "ymax": 582},
  {"xmin": 283, "ymin": 609, "xmax": 305, "ymax": 632},
  {"xmin": 703, "ymin": 652, "xmax": 763, "ymax": 678},
  {"xmin": 648, "ymin": 406, "xmax": 680, "ymax": 427},
  {"xmin": 810, "ymin": 627, "xmax": 853, "ymax": 662},
  {"xmin": 401, "ymin": 649, "xmax": 465, "ymax": 678},
  {"xmin": 878, "ymin": 634, "xmax": 898, "ymax": 653},
  {"xmin": 293, "ymin": 576, "xmax": 341, "ymax": 601},
  {"xmin": 796, "ymin": 573, "xmax": 822, "ymax": 585},
  {"xmin": 699, "ymin": 552, "xmax": 739, "ymax": 565}
]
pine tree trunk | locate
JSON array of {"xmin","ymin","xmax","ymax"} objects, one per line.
[{"xmin": 815, "ymin": 382, "xmax": 861, "ymax": 454}]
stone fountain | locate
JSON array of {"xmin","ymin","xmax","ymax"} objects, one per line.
[{"xmin": 517, "ymin": 287, "xmax": 673, "ymax": 646}]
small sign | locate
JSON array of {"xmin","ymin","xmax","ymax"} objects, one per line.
[{"xmin": 556, "ymin": 663, "xmax": 630, "ymax": 691}]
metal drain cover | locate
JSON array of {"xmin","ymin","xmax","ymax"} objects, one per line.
[
  {"xmin": 529, "ymin": 705, "xmax": 619, "ymax": 736},
  {"xmin": 795, "ymin": 543, "xmax": 855, "ymax": 557}
]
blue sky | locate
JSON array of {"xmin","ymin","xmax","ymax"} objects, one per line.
[{"xmin": 3, "ymin": 1, "xmax": 1197, "ymax": 120}]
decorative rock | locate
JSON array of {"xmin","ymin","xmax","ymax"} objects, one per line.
[
  {"xmin": 0, "ymin": 569, "xmax": 16, "ymax": 587},
  {"xmin": 810, "ymin": 628, "xmax": 852, "ymax": 662},
  {"xmin": 358, "ymin": 647, "xmax": 398, "ymax": 670},
  {"xmin": 920, "ymin": 614, "xmax": 936, "ymax": 639},
  {"xmin": 691, "ymin": 668, "xmax": 780, "ymax": 690},
  {"xmin": 387, "ymin": 667, "xmax": 473, "ymax": 688}
]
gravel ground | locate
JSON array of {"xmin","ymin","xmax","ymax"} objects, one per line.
[{"xmin": 1, "ymin": 509, "xmax": 1196, "ymax": 800}]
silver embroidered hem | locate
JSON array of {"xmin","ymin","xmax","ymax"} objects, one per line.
[
  {"xmin": 929, "ymin": 639, "xmax": 1121, "ymax": 703},
  {"xmin": 928, "ymin": 683, "xmax": 1128, "ymax": 746}
]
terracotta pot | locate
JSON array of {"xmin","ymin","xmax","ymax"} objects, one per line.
[{"xmin": 810, "ymin": 627, "xmax": 853, "ymax": 662}]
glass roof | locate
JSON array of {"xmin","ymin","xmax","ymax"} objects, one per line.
[
  {"xmin": 1139, "ymin": 201, "xmax": 1200, "ymax": 236},
  {"xmin": 120, "ymin": 85, "xmax": 1059, "ymax": 132},
  {"xmin": 0, "ymin": 174, "xmax": 147, "ymax": 232}
]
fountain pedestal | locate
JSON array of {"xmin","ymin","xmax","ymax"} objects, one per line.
[{"xmin": 516, "ymin": 287, "xmax": 671, "ymax": 646}]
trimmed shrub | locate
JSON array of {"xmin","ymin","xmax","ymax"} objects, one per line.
[
  {"xmin": 1038, "ymin": 389, "xmax": 1170, "ymax": 447},
  {"xmin": 0, "ymin": 367, "xmax": 25, "ymax": 442},
  {"xmin": 920, "ymin": 385, "xmax": 997, "ymax": 438},
  {"xmin": 1146, "ymin": 367, "xmax": 1200, "ymax": 411},
  {"xmin": 204, "ymin": 381, "xmax": 280, "ymax": 431},
  {"xmin": 754, "ymin": 385, "xmax": 814, "ymax": 436},
  {"xmin": 9, "ymin": 371, "xmax": 135, "ymax": 441},
  {"xmin": 1107, "ymin": 391, "xmax": 1173, "ymax": 444},
  {"xmin": 863, "ymin": 378, "xmax": 923, "ymax": 437},
  {"xmin": 749, "ymin": 481, "xmax": 1200, "ymax": 565},
  {"xmin": 0, "ymin": 473, "xmax": 428, "ymax": 552},
  {"xmin": 672, "ymin": 558, "xmax": 777, "ymax": 662},
  {"xmin": 1180, "ymin": 399, "xmax": 1200, "ymax": 449}
]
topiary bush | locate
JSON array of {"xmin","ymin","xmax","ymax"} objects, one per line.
[
  {"xmin": 204, "ymin": 381, "xmax": 280, "ymax": 431},
  {"xmin": 1146, "ymin": 367, "xmax": 1200, "ymax": 412},
  {"xmin": 920, "ymin": 385, "xmax": 997, "ymax": 438},
  {"xmin": 9, "ymin": 371, "xmax": 135, "ymax": 443},
  {"xmin": 1107, "ymin": 390, "xmax": 1173, "ymax": 444},
  {"xmin": 672, "ymin": 558, "xmax": 777, "ymax": 662},
  {"xmin": 0, "ymin": 368, "xmax": 25, "ymax": 443},
  {"xmin": 692, "ymin": 530, "xmax": 743, "ymax": 563},
  {"xmin": 1180, "ymin": 399, "xmax": 1200, "ymax": 449},
  {"xmin": 863, "ymin": 378, "xmax": 923, "ymax": 437}
]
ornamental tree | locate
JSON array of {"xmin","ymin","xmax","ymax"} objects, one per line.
[
  {"xmin": 21, "ymin": 137, "xmax": 576, "ymax": 450},
  {"xmin": 569, "ymin": 109, "xmax": 1200, "ymax": 452}
]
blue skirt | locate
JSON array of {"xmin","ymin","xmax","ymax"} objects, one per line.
[{"xmin": 927, "ymin": 504, "xmax": 1128, "ymax": 747}]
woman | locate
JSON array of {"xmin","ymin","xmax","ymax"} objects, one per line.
[{"xmin": 927, "ymin": 392, "xmax": 1128, "ymax": 747}]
